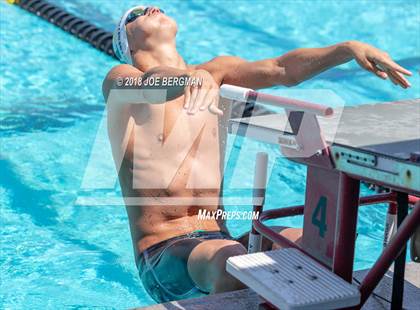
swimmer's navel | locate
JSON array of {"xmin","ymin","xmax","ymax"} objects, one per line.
[{"xmin": 157, "ymin": 133, "xmax": 163, "ymax": 142}]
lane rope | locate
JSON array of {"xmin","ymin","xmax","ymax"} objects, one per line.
[{"xmin": 9, "ymin": 0, "xmax": 117, "ymax": 59}]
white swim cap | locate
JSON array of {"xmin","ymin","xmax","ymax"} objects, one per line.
[{"xmin": 112, "ymin": 6, "xmax": 146, "ymax": 64}]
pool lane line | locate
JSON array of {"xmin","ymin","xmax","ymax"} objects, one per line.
[{"xmin": 8, "ymin": 0, "xmax": 118, "ymax": 60}]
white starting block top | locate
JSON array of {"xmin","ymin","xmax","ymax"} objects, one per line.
[
  {"xmin": 226, "ymin": 248, "xmax": 360, "ymax": 310},
  {"xmin": 228, "ymin": 99, "xmax": 420, "ymax": 194}
]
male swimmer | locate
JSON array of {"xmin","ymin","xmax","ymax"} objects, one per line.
[{"xmin": 102, "ymin": 6, "xmax": 412, "ymax": 303}]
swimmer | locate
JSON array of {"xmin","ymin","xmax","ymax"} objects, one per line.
[{"xmin": 102, "ymin": 6, "xmax": 412, "ymax": 303}]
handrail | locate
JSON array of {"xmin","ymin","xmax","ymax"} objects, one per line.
[
  {"xmin": 253, "ymin": 192, "xmax": 409, "ymax": 268},
  {"xmin": 220, "ymin": 84, "xmax": 334, "ymax": 116}
]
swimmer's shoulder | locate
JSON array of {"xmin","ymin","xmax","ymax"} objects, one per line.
[
  {"xmin": 102, "ymin": 64, "xmax": 143, "ymax": 99},
  {"xmin": 105, "ymin": 64, "xmax": 143, "ymax": 82}
]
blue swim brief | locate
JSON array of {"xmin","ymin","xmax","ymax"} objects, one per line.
[{"xmin": 137, "ymin": 230, "xmax": 234, "ymax": 304}]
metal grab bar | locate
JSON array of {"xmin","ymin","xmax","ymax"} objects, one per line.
[
  {"xmin": 220, "ymin": 84, "xmax": 334, "ymax": 116},
  {"xmin": 253, "ymin": 192, "xmax": 418, "ymax": 267}
]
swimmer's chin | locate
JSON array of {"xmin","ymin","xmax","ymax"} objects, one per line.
[{"xmin": 149, "ymin": 14, "xmax": 177, "ymax": 34}]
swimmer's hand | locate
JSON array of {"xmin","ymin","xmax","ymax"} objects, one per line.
[
  {"xmin": 348, "ymin": 41, "xmax": 412, "ymax": 88},
  {"xmin": 183, "ymin": 69, "xmax": 223, "ymax": 116}
]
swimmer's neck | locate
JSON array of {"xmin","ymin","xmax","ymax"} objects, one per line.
[{"xmin": 132, "ymin": 42, "xmax": 187, "ymax": 72}]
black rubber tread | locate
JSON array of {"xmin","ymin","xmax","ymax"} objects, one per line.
[
  {"xmin": 67, "ymin": 19, "xmax": 85, "ymax": 34},
  {"xmin": 55, "ymin": 12, "xmax": 72, "ymax": 27},
  {"xmin": 95, "ymin": 33, "xmax": 112, "ymax": 50},
  {"xmin": 90, "ymin": 30, "xmax": 108, "ymax": 45},
  {"xmin": 50, "ymin": 11, "xmax": 70, "ymax": 24},
  {"xmin": 59, "ymin": 15, "xmax": 78, "ymax": 30},
  {"xmin": 21, "ymin": 0, "xmax": 40, "ymax": 10},
  {"xmin": 44, "ymin": 8, "xmax": 64, "ymax": 22},
  {"xmin": 78, "ymin": 24, "xmax": 98, "ymax": 40},
  {"xmin": 37, "ymin": 3, "xmax": 56, "ymax": 18},
  {"xmin": 38, "ymin": 4, "xmax": 56, "ymax": 19},
  {"xmin": 85, "ymin": 28, "xmax": 102, "ymax": 41},
  {"xmin": 31, "ymin": 1, "xmax": 47, "ymax": 16}
]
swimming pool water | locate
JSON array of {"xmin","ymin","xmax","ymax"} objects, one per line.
[{"xmin": 1, "ymin": 0, "xmax": 419, "ymax": 308}]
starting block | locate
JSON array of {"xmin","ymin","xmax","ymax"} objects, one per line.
[
  {"xmin": 221, "ymin": 84, "xmax": 420, "ymax": 310},
  {"xmin": 227, "ymin": 248, "xmax": 360, "ymax": 310}
]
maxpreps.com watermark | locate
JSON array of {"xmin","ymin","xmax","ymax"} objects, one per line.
[{"xmin": 198, "ymin": 209, "xmax": 259, "ymax": 220}]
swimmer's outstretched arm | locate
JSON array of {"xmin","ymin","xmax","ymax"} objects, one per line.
[{"xmin": 219, "ymin": 41, "xmax": 412, "ymax": 89}]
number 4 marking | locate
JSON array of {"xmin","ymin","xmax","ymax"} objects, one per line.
[{"xmin": 312, "ymin": 196, "xmax": 327, "ymax": 238}]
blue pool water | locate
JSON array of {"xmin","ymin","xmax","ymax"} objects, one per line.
[{"xmin": 1, "ymin": 0, "xmax": 419, "ymax": 308}]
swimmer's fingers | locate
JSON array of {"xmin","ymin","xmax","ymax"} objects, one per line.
[
  {"xmin": 372, "ymin": 63, "xmax": 389, "ymax": 79},
  {"xmin": 189, "ymin": 85, "xmax": 208, "ymax": 114},
  {"xmin": 187, "ymin": 85, "xmax": 200, "ymax": 113},
  {"xmin": 373, "ymin": 57, "xmax": 412, "ymax": 88},
  {"xmin": 362, "ymin": 58, "xmax": 410, "ymax": 88},
  {"xmin": 372, "ymin": 60, "xmax": 411, "ymax": 88},
  {"xmin": 183, "ymin": 85, "xmax": 191, "ymax": 109},
  {"xmin": 360, "ymin": 59, "xmax": 387, "ymax": 80},
  {"xmin": 387, "ymin": 71, "xmax": 399, "ymax": 86},
  {"xmin": 383, "ymin": 69, "xmax": 408, "ymax": 88},
  {"xmin": 208, "ymin": 97, "xmax": 223, "ymax": 116},
  {"xmin": 354, "ymin": 42, "xmax": 412, "ymax": 88},
  {"xmin": 375, "ymin": 57, "xmax": 412, "ymax": 76},
  {"xmin": 199, "ymin": 88, "xmax": 219, "ymax": 112},
  {"xmin": 185, "ymin": 69, "xmax": 219, "ymax": 114},
  {"xmin": 386, "ymin": 69, "xmax": 411, "ymax": 88}
]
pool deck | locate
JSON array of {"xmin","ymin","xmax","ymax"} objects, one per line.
[{"xmin": 138, "ymin": 262, "xmax": 419, "ymax": 310}]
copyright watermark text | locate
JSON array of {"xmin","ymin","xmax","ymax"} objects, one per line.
[{"xmin": 115, "ymin": 76, "xmax": 203, "ymax": 87}]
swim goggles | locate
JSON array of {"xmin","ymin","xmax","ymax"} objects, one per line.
[{"xmin": 125, "ymin": 7, "xmax": 165, "ymax": 25}]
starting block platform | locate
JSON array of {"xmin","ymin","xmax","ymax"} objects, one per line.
[
  {"xmin": 226, "ymin": 248, "xmax": 360, "ymax": 310},
  {"xmin": 228, "ymin": 98, "xmax": 420, "ymax": 194}
]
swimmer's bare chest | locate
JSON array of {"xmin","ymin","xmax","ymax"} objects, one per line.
[{"xmin": 117, "ymin": 90, "xmax": 228, "ymax": 252}]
